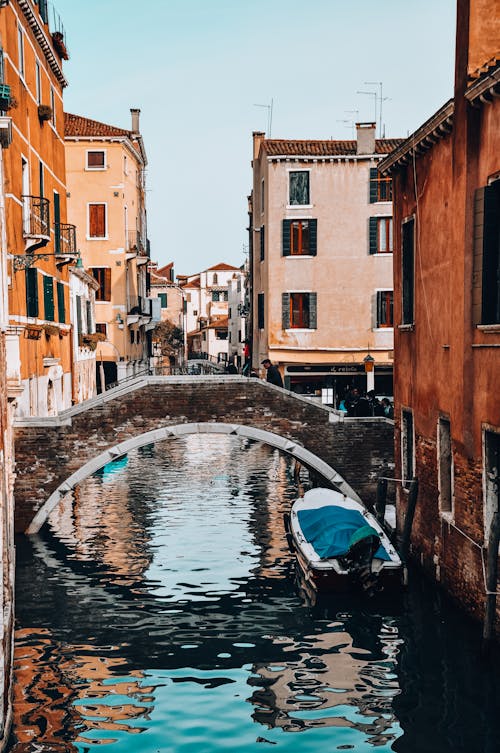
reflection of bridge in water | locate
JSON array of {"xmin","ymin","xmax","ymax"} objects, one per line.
[{"xmin": 13, "ymin": 376, "xmax": 394, "ymax": 534}]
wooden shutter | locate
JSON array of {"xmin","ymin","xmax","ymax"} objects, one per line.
[
  {"xmin": 369, "ymin": 168, "xmax": 378, "ymax": 203},
  {"xmin": 258, "ymin": 293, "xmax": 265, "ymax": 329},
  {"xmin": 309, "ymin": 292, "xmax": 317, "ymax": 328},
  {"xmin": 43, "ymin": 277, "xmax": 54, "ymax": 322},
  {"xmin": 89, "ymin": 204, "xmax": 106, "ymax": 237},
  {"xmin": 481, "ymin": 182, "xmax": 500, "ymax": 324},
  {"xmin": 103, "ymin": 267, "xmax": 111, "ymax": 301},
  {"xmin": 282, "ymin": 220, "xmax": 291, "ymax": 256},
  {"xmin": 260, "ymin": 225, "xmax": 265, "ymax": 261},
  {"xmin": 472, "ymin": 188, "xmax": 485, "ymax": 325},
  {"xmin": 57, "ymin": 281, "xmax": 65, "ymax": 323},
  {"xmin": 76, "ymin": 295, "xmax": 82, "ymax": 335},
  {"xmin": 402, "ymin": 219, "xmax": 415, "ymax": 324},
  {"xmin": 282, "ymin": 293, "xmax": 290, "ymax": 329},
  {"xmin": 25, "ymin": 268, "xmax": 38, "ymax": 318},
  {"xmin": 369, "ymin": 217, "xmax": 378, "ymax": 254},
  {"xmin": 309, "ymin": 219, "xmax": 318, "ymax": 256},
  {"xmin": 86, "ymin": 300, "xmax": 92, "ymax": 333}
]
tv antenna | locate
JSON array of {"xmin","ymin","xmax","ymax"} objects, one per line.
[
  {"xmin": 357, "ymin": 82, "xmax": 389, "ymax": 138},
  {"xmin": 254, "ymin": 98, "xmax": 273, "ymax": 137}
]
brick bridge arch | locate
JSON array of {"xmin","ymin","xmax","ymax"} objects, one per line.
[{"xmin": 13, "ymin": 376, "xmax": 394, "ymax": 534}]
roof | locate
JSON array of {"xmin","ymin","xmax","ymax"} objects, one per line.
[
  {"xmin": 261, "ymin": 138, "xmax": 403, "ymax": 158},
  {"xmin": 180, "ymin": 276, "xmax": 200, "ymax": 289},
  {"xmin": 206, "ymin": 262, "xmax": 240, "ymax": 271},
  {"xmin": 64, "ymin": 112, "xmax": 134, "ymax": 138},
  {"xmin": 465, "ymin": 57, "xmax": 500, "ymax": 106}
]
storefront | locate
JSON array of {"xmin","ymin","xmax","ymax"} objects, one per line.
[{"xmin": 284, "ymin": 363, "xmax": 393, "ymax": 406}]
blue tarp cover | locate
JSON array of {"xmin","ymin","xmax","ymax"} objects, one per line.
[{"xmin": 297, "ymin": 506, "xmax": 391, "ymax": 560}]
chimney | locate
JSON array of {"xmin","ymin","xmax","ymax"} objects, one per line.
[
  {"xmin": 130, "ymin": 108, "xmax": 141, "ymax": 134},
  {"xmin": 355, "ymin": 122, "xmax": 376, "ymax": 155},
  {"xmin": 252, "ymin": 131, "xmax": 265, "ymax": 162}
]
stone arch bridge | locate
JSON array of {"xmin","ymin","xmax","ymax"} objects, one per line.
[{"xmin": 13, "ymin": 376, "xmax": 394, "ymax": 534}]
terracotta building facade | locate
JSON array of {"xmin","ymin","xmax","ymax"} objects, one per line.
[
  {"xmin": 250, "ymin": 126, "xmax": 402, "ymax": 402},
  {"xmin": 379, "ymin": 0, "xmax": 500, "ymax": 627}
]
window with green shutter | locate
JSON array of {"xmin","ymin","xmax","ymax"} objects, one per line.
[
  {"xmin": 26, "ymin": 268, "xmax": 38, "ymax": 318},
  {"xmin": 369, "ymin": 217, "xmax": 393, "ymax": 254},
  {"xmin": 376, "ymin": 290, "xmax": 394, "ymax": 327},
  {"xmin": 402, "ymin": 218, "xmax": 415, "ymax": 325},
  {"xmin": 260, "ymin": 226, "xmax": 265, "ymax": 261},
  {"xmin": 282, "ymin": 292, "xmax": 317, "ymax": 329},
  {"xmin": 283, "ymin": 219, "xmax": 317, "ymax": 256},
  {"xmin": 257, "ymin": 293, "xmax": 265, "ymax": 329},
  {"xmin": 43, "ymin": 275, "xmax": 54, "ymax": 321},
  {"xmin": 76, "ymin": 295, "xmax": 82, "ymax": 335},
  {"xmin": 370, "ymin": 167, "xmax": 393, "ymax": 203},
  {"xmin": 158, "ymin": 293, "xmax": 168, "ymax": 308},
  {"xmin": 57, "ymin": 281, "xmax": 65, "ymax": 323}
]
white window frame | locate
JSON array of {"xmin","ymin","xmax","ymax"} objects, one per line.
[
  {"xmin": 18, "ymin": 25, "xmax": 25, "ymax": 80},
  {"xmin": 35, "ymin": 59, "xmax": 42, "ymax": 104},
  {"xmin": 374, "ymin": 288, "xmax": 394, "ymax": 331},
  {"xmin": 50, "ymin": 86, "xmax": 56, "ymax": 127},
  {"xmin": 86, "ymin": 149, "xmax": 107, "ymax": 171},
  {"xmin": 87, "ymin": 202, "xmax": 108, "ymax": 240}
]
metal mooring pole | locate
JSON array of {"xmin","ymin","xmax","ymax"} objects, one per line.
[
  {"xmin": 400, "ymin": 478, "xmax": 419, "ymax": 563},
  {"xmin": 375, "ymin": 476, "xmax": 388, "ymax": 525},
  {"xmin": 482, "ymin": 511, "xmax": 500, "ymax": 656}
]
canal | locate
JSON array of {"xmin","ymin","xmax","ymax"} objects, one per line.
[{"xmin": 8, "ymin": 434, "xmax": 500, "ymax": 752}]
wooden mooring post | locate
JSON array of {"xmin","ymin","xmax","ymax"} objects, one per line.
[
  {"xmin": 400, "ymin": 478, "xmax": 419, "ymax": 563},
  {"xmin": 482, "ymin": 511, "xmax": 500, "ymax": 656},
  {"xmin": 375, "ymin": 476, "xmax": 388, "ymax": 525}
]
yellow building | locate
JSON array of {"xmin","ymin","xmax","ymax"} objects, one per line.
[
  {"xmin": 1, "ymin": 1, "xmax": 77, "ymax": 417},
  {"xmin": 64, "ymin": 109, "xmax": 154, "ymax": 389}
]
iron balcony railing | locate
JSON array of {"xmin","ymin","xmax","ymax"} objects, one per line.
[
  {"xmin": 127, "ymin": 230, "xmax": 146, "ymax": 254},
  {"xmin": 22, "ymin": 195, "xmax": 50, "ymax": 239},
  {"xmin": 54, "ymin": 222, "xmax": 77, "ymax": 256}
]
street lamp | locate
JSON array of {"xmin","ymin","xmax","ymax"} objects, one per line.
[{"xmin": 364, "ymin": 353, "xmax": 375, "ymax": 393}]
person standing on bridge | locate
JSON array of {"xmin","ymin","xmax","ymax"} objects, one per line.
[{"xmin": 261, "ymin": 359, "xmax": 283, "ymax": 388}]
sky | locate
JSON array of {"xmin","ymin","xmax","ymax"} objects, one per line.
[{"xmin": 55, "ymin": 0, "xmax": 457, "ymax": 276}]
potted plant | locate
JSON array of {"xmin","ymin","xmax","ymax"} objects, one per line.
[
  {"xmin": 38, "ymin": 104, "xmax": 52, "ymax": 123},
  {"xmin": 43, "ymin": 323, "xmax": 59, "ymax": 337}
]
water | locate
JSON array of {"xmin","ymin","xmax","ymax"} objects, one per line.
[{"xmin": 8, "ymin": 435, "xmax": 500, "ymax": 753}]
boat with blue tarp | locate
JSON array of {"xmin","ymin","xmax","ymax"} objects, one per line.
[{"xmin": 284, "ymin": 487, "xmax": 404, "ymax": 594}]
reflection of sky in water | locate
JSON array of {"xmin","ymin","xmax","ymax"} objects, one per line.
[{"xmin": 11, "ymin": 434, "xmax": 500, "ymax": 753}]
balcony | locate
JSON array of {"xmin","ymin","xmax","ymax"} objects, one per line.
[
  {"xmin": 22, "ymin": 195, "xmax": 50, "ymax": 252},
  {"xmin": 54, "ymin": 222, "xmax": 77, "ymax": 259},
  {"xmin": 127, "ymin": 231, "xmax": 146, "ymax": 255},
  {"xmin": 127, "ymin": 295, "xmax": 151, "ymax": 325}
]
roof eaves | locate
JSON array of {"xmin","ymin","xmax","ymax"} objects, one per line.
[
  {"xmin": 465, "ymin": 64, "xmax": 500, "ymax": 106},
  {"xmin": 379, "ymin": 99, "xmax": 454, "ymax": 175}
]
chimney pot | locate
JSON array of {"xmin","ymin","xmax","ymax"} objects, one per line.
[
  {"xmin": 356, "ymin": 122, "xmax": 376, "ymax": 155},
  {"xmin": 130, "ymin": 108, "xmax": 141, "ymax": 134}
]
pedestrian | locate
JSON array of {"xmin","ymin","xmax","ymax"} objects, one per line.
[
  {"xmin": 381, "ymin": 398, "xmax": 394, "ymax": 419},
  {"xmin": 261, "ymin": 358, "xmax": 283, "ymax": 388}
]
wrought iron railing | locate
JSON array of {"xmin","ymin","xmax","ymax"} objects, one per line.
[
  {"xmin": 127, "ymin": 230, "xmax": 146, "ymax": 254},
  {"xmin": 54, "ymin": 222, "xmax": 77, "ymax": 255},
  {"xmin": 22, "ymin": 195, "xmax": 50, "ymax": 238}
]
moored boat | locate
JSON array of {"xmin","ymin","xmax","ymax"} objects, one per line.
[{"xmin": 284, "ymin": 487, "xmax": 404, "ymax": 595}]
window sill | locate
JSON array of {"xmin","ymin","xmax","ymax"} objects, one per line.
[
  {"xmin": 373, "ymin": 327, "xmax": 394, "ymax": 332},
  {"xmin": 284, "ymin": 328, "xmax": 316, "ymax": 332},
  {"xmin": 477, "ymin": 324, "xmax": 500, "ymax": 333},
  {"xmin": 85, "ymin": 167, "xmax": 107, "ymax": 172},
  {"xmin": 286, "ymin": 204, "xmax": 313, "ymax": 210},
  {"xmin": 372, "ymin": 251, "xmax": 393, "ymax": 256},
  {"xmin": 284, "ymin": 254, "xmax": 315, "ymax": 259},
  {"xmin": 371, "ymin": 200, "xmax": 392, "ymax": 205},
  {"xmin": 398, "ymin": 323, "xmax": 414, "ymax": 331},
  {"xmin": 86, "ymin": 236, "xmax": 108, "ymax": 241}
]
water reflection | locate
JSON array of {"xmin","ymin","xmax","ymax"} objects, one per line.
[{"xmin": 9, "ymin": 435, "xmax": 500, "ymax": 752}]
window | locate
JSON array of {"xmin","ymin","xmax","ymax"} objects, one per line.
[
  {"xmin": 90, "ymin": 267, "xmax": 111, "ymax": 301},
  {"xmin": 57, "ymin": 281, "xmax": 65, "ymax": 323},
  {"xmin": 369, "ymin": 217, "xmax": 393, "ymax": 254},
  {"xmin": 86, "ymin": 300, "xmax": 93, "ymax": 333},
  {"xmin": 86, "ymin": 150, "xmax": 106, "ymax": 170},
  {"xmin": 401, "ymin": 409, "xmax": 414, "ymax": 485},
  {"xmin": 88, "ymin": 203, "xmax": 107, "ymax": 238},
  {"xmin": 402, "ymin": 218, "xmax": 415, "ymax": 325},
  {"xmin": 282, "ymin": 292, "xmax": 317, "ymax": 329},
  {"xmin": 158, "ymin": 293, "xmax": 168, "ymax": 308},
  {"xmin": 257, "ymin": 293, "xmax": 265, "ymax": 329},
  {"xmin": 289, "ymin": 171, "xmax": 310, "ymax": 205},
  {"xmin": 35, "ymin": 60, "xmax": 41, "ymax": 104},
  {"xmin": 484, "ymin": 430, "xmax": 500, "ymax": 543},
  {"xmin": 473, "ymin": 181, "xmax": 500, "ymax": 325},
  {"xmin": 50, "ymin": 86, "xmax": 56, "ymax": 126},
  {"xmin": 75, "ymin": 295, "xmax": 82, "ymax": 335},
  {"xmin": 438, "ymin": 418, "xmax": 453, "ymax": 514},
  {"xmin": 215, "ymin": 329, "xmax": 228, "ymax": 340},
  {"xmin": 369, "ymin": 167, "xmax": 392, "ymax": 203},
  {"xmin": 25, "ymin": 268, "xmax": 38, "ymax": 318},
  {"xmin": 193, "ymin": 309, "xmax": 198, "ymax": 316},
  {"xmin": 376, "ymin": 290, "xmax": 393, "ymax": 327},
  {"xmin": 283, "ymin": 219, "xmax": 317, "ymax": 256},
  {"xmin": 261, "ymin": 179, "xmax": 265, "ymax": 213},
  {"xmin": 96, "ymin": 323, "xmax": 107, "ymax": 336},
  {"xmin": 18, "ymin": 25, "xmax": 24, "ymax": 78},
  {"xmin": 212, "ymin": 291, "xmax": 220, "ymax": 302},
  {"xmin": 212, "ymin": 273, "xmax": 218, "ymax": 284},
  {"xmin": 260, "ymin": 226, "xmax": 265, "ymax": 261}
]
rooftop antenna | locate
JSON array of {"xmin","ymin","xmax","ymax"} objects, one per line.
[
  {"xmin": 363, "ymin": 82, "xmax": 390, "ymax": 138},
  {"xmin": 356, "ymin": 88, "xmax": 377, "ymax": 127},
  {"xmin": 254, "ymin": 98, "xmax": 273, "ymax": 137}
]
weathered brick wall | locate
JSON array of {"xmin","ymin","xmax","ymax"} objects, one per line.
[
  {"xmin": 397, "ymin": 432, "xmax": 497, "ymax": 628},
  {"xmin": 13, "ymin": 377, "xmax": 394, "ymax": 533}
]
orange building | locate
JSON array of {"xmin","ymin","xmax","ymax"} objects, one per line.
[
  {"xmin": 379, "ymin": 0, "xmax": 500, "ymax": 627},
  {"xmin": 1, "ymin": 1, "xmax": 77, "ymax": 417}
]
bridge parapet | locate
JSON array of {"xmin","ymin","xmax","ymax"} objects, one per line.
[{"xmin": 13, "ymin": 376, "xmax": 394, "ymax": 533}]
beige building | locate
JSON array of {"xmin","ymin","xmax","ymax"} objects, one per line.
[
  {"xmin": 149, "ymin": 261, "xmax": 186, "ymax": 370},
  {"xmin": 65, "ymin": 109, "xmax": 154, "ymax": 389},
  {"xmin": 250, "ymin": 125, "xmax": 402, "ymax": 403}
]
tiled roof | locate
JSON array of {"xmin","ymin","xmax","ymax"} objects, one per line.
[
  {"xmin": 207, "ymin": 262, "xmax": 240, "ymax": 271},
  {"xmin": 262, "ymin": 138, "xmax": 403, "ymax": 157},
  {"xmin": 469, "ymin": 54, "xmax": 500, "ymax": 81},
  {"xmin": 64, "ymin": 112, "xmax": 132, "ymax": 138},
  {"xmin": 181, "ymin": 277, "xmax": 200, "ymax": 288}
]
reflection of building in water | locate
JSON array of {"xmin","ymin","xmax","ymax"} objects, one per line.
[
  {"xmin": 249, "ymin": 624, "xmax": 401, "ymax": 746},
  {"xmin": 10, "ymin": 628, "xmax": 157, "ymax": 750}
]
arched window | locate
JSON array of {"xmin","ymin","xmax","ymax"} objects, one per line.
[{"xmin": 213, "ymin": 273, "xmax": 218, "ymax": 284}]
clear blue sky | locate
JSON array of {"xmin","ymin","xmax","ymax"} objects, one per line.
[{"xmin": 56, "ymin": 0, "xmax": 457, "ymax": 276}]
